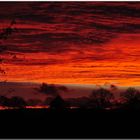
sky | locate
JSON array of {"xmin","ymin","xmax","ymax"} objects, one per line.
[{"xmin": 0, "ymin": 2, "xmax": 140, "ymax": 86}]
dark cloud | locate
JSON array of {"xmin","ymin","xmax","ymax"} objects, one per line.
[
  {"xmin": 0, "ymin": 2, "xmax": 140, "ymax": 65},
  {"xmin": 39, "ymin": 83, "xmax": 68, "ymax": 97}
]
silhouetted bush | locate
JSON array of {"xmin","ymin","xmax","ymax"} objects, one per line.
[
  {"xmin": 0, "ymin": 96, "xmax": 26, "ymax": 108},
  {"xmin": 0, "ymin": 96, "xmax": 9, "ymax": 106},
  {"xmin": 7, "ymin": 96, "xmax": 27, "ymax": 108}
]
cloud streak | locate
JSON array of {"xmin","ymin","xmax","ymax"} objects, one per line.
[{"xmin": 0, "ymin": 2, "xmax": 140, "ymax": 86}]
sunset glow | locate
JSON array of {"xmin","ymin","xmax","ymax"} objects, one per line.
[{"xmin": 0, "ymin": 2, "xmax": 140, "ymax": 86}]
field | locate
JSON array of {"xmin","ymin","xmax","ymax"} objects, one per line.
[{"xmin": 0, "ymin": 108, "xmax": 140, "ymax": 138}]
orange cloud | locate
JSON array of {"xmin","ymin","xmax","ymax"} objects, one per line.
[{"xmin": 0, "ymin": 2, "xmax": 140, "ymax": 86}]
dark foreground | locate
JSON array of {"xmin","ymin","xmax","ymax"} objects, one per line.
[{"xmin": 0, "ymin": 108, "xmax": 140, "ymax": 138}]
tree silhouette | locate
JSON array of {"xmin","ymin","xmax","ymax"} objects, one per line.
[
  {"xmin": 89, "ymin": 88, "xmax": 114, "ymax": 109},
  {"xmin": 49, "ymin": 95, "xmax": 68, "ymax": 110},
  {"xmin": 121, "ymin": 87, "xmax": 140, "ymax": 101},
  {"xmin": 121, "ymin": 87, "xmax": 140, "ymax": 110}
]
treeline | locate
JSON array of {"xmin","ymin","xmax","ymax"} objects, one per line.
[
  {"xmin": 44, "ymin": 87, "xmax": 140, "ymax": 111},
  {"xmin": 40, "ymin": 83, "xmax": 140, "ymax": 110},
  {"xmin": 0, "ymin": 84, "xmax": 140, "ymax": 111},
  {"xmin": 0, "ymin": 96, "xmax": 26, "ymax": 108}
]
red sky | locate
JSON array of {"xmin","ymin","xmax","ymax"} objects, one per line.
[{"xmin": 0, "ymin": 2, "xmax": 140, "ymax": 86}]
